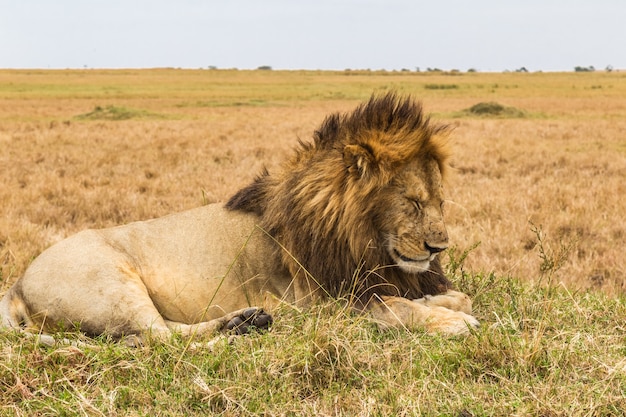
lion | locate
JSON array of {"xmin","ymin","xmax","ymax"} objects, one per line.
[{"xmin": 0, "ymin": 93, "xmax": 478, "ymax": 343}]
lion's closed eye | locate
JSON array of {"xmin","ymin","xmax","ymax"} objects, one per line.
[{"xmin": 410, "ymin": 199, "xmax": 422, "ymax": 211}]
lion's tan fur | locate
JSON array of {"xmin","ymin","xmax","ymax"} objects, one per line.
[
  {"xmin": 0, "ymin": 93, "xmax": 478, "ymax": 341},
  {"xmin": 0, "ymin": 205, "xmax": 290, "ymax": 338}
]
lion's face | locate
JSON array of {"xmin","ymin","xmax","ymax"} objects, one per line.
[{"xmin": 379, "ymin": 158, "xmax": 448, "ymax": 273}]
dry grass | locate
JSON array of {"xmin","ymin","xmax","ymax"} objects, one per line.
[
  {"xmin": 1, "ymin": 69, "xmax": 626, "ymax": 415},
  {"xmin": 1, "ymin": 69, "xmax": 625, "ymax": 294}
]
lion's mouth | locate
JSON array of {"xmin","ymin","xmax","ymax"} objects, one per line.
[
  {"xmin": 393, "ymin": 248, "xmax": 419, "ymax": 263},
  {"xmin": 391, "ymin": 248, "xmax": 431, "ymax": 273}
]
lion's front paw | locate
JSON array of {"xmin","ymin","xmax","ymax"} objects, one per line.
[
  {"xmin": 225, "ymin": 307, "xmax": 273, "ymax": 335},
  {"xmin": 414, "ymin": 290, "xmax": 473, "ymax": 314},
  {"xmin": 426, "ymin": 307, "xmax": 479, "ymax": 336}
]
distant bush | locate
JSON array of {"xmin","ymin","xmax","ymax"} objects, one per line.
[
  {"xmin": 469, "ymin": 102, "xmax": 506, "ymax": 115},
  {"xmin": 574, "ymin": 66, "xmax": 595, "ymax": 72},
  {"xmin": 424, "ymin": 84, "xmax": 459, "ymax": 90},
  {"xmin": 257, "ymin": 66, "xmax": 273, "ymax": 71},
  {"xmin": 75, "ymin": 105, "xmax": 163, "ymax": 121},
  {"xmin": 461, "ymin": 101, "xmax": 526, "ymax": 118}
]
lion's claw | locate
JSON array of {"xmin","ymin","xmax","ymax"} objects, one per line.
[{"xmin": 225, "ymin": 308, "xmax": 273, "ymax": 335}]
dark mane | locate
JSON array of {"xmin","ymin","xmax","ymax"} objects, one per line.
[
  {"xmin": 226, "ymin": 168, "xmax": 270, "ymax": 216},
  {"xmin": 226, "ymin": 92, "xmax": 453, "ymax": 301}
]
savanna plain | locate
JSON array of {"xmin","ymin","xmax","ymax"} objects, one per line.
[{"xmin": 0, "ymin": 69, "xmax": 625, "ymax": 416}]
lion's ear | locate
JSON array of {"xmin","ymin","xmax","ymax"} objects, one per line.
[{"xmin": 343, "ymin": 144, "xmax": 376, "ymax": 178}]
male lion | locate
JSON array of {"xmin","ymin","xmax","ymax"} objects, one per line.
[{"xmin": 0, "ymin": 93, "xmax": 478, "ymax": 343}]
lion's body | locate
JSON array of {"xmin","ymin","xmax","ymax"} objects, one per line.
[
  {"xmin": 0, "ymin": 93, "xmax": 478, "ymax": 341},
  {"xmin": 0, "ymin": 204, "xmax": 288, "ymax": 338}
]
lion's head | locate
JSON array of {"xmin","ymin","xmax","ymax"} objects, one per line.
[{"xmin": 227, "ymin": 93, "xmax": 453, "ymax": 301}]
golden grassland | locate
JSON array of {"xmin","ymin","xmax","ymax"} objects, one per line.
[
  {"xmin": 1, "ymin": 69, "xmax": 626, "ymax": 416},
  {"xmin": 1, "ymin": 68, "xmax": 625, "ymax": 295}
]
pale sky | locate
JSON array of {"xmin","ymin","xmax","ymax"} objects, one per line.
[{"xmin": 1, "ymin": 0, "xmax": 624, "ymax": 72}]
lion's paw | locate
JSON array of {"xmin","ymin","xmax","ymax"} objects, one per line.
[
  {"xmin": 225, "ymin": 308, "xmax": 273, "ymax": 335},
  {"xmin": 427, "ymin": 307, "xmax": 479, "ymax": 336},
  {"xmin": 414, "ymin": 290, "xmax": 473, "ymax": 315}
]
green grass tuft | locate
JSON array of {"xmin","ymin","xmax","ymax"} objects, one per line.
[
  {"xmin": 457, "ymin": 101, "xmax": 527, "ymax": 118},
  {"xmin": 176, "ymin": 99, "xmax": 273, "ymax": 108},
  {"xmin": 75, "ymin": 105, "xmax": 165, "ymax": 121},
  {"xmin": 424, "ymin": 83, "xmax": 460, "ymax": 90}
]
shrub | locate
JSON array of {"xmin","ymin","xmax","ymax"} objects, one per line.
[
  {"xmin": 424, "ymin": 84, "xmax": 459, "ymax": 90},
  {"xmin": 463, "ymin": 101, "xmax": 526, "ymax": 118},
  {"xmin": 75, "ymin": 105, "xmax": 163, "ymax": 121}
]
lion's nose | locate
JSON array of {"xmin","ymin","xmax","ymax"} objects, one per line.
[{"xmin": 425, "ymin": 242, "xmax": 447, "ymax": 254}]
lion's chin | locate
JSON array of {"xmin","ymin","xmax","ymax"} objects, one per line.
[{"xmin": 397, "ymin": 260, "xmax": 431, "ymax": 274}]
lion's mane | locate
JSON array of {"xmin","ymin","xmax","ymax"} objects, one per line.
[{"xmin": 226, "ymin": 93, "xmax": 453, "ymax": 302}]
